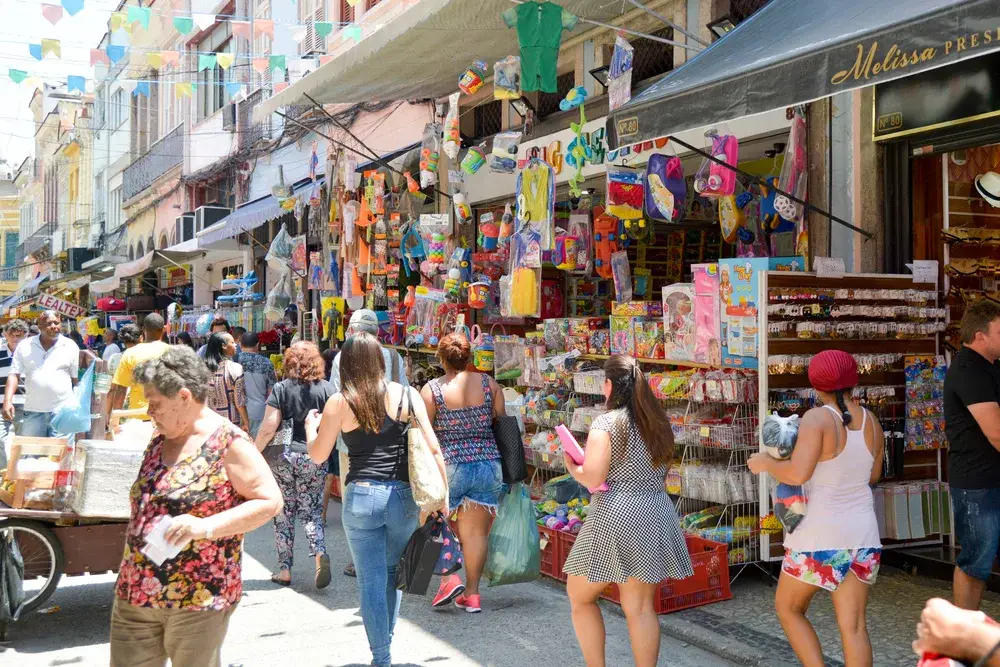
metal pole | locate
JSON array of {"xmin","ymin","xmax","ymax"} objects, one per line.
[{"xmin": 621, "ymin": 0, "xmax": 710, "ymax": 48}]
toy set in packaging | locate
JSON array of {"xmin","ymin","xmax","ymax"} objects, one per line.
[
  {"xmin": 645, "ymin": 154, "xmax": 686, "ymax": 222},
  {"xmin": 693, "ymin": 132, "xmax": 738, "ymax": 197},
  {"xmin": 692, "ymin": 264, "xmax": 722, "ymax": 366}
]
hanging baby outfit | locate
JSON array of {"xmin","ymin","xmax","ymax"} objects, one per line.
[{"xmin": 502, "ymin": 1, "xmax": 578, "ymax": 93}]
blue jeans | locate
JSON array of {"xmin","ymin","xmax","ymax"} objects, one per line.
[
  {"xmin": 20, "ymin": 410, "xmax": 65, "ymax": 438},
  {"xmin": 446, "ymin": 459, "xmax": 503, "ymax": 512},
  {"xmin": 952, "ymin": 487, "xmax": 1000, "ymax": 581},
  {"xmin": 342, "ymin": 480, "xmax": 418, "ymax": 667}
]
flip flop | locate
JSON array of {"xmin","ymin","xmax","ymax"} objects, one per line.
[
  {"xmin": 316, "ymin": 554, "xmax": 332, "ymax": 589},
  {"xmin": 343, "ymin": 562, "xmax": 357, "ymax": 578},
  {"xmin": 270, "ymin": 574, "xmax": 291, "ymax": 587}
]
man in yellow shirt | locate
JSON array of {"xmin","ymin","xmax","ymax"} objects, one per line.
[{"xmin": 107, "ymin": 313, "xmax": 169, "ymax": 426}]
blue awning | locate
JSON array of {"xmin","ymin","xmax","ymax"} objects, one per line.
[{"xmin": 197, "ymin": 177, "xmax": 324, "ymax": 246}]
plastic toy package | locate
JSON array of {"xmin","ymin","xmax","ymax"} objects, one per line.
[
  {"xmin": 775, "ymin": 108, "xmax": 807, "ymax": 224},
  {"xmin": 567, "ymin": 213, "xmax": 592, "ymax": 272},
  {"xmin": 693, "ymin": 132, "xmax": 739, "ymax": 198},
  {"xmin": 404, "ymin": 288, "xmax": 444, "ymax": 347},
  {"xmin": 461, "ymin": 142, "xmax": 487, "ymax": 175},
  {"xmin": 606, "ymin": 165, "xmax": 644, "ymax": 220},
  {"xmin": 490, "ymin": 131, "xmax": 522, "ymax": 174},
  {"xmin": 645, "ymin": 154, "xmax": 686, "ymax": 222},
  {"xmin": 442, "ymin": 92, "xmax": 461, "ymax": 160},
  {"xmin": 266, "ymin": 223, "xmax": 294, "ymax": 270},
  {"xmin": 662, "ymin": 283, "xmax": 696, "ymax": 362},
  {"xmin": 494, "ymin": 334, "xmax": 525, "ymax": 381},
  {"xmin": 419, "ymin": 122, "xmax": 442, "ymax": 188},
  {"xmin": 449, "ymin": 170, "xmax": 472, "ymax": 226},
  {"xmin": 761, "ymin": 413, "xmax": 807, "ymax": 534},
  {"xmin": 610, "ymin": 250, "xmax": 632, "ymax": 305},
  {"xmin": 506, "ymin": 225, "xmax": 542, "ymax": 318},
  {"xmin": 607, "ymin": 34, "xmax": 634, "ymax": 112},
  {"xmin": 493, "ymin": 55, "xmax": 521, "ymax": 100}
]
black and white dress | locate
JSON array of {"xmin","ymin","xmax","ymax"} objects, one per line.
[{"xmin": 563, "ymin": 408, "xmax": 693, "ymax": 584}]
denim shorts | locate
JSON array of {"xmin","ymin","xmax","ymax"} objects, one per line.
[
  {"xmin": 446, "ymin": 459, "xmax": 503, "ymax": 512},
  {"xmin": 953, "ymin": 487, "xmax": 1000, "ymax": 581}
]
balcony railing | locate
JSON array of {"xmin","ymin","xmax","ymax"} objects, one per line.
[
  {"xmin": 123, "ymin": 125, "xmax": 184, "ymax": 200},
  {"xmin": 0, "ymin": 267, "xmax": 17, "ymax": 282}
]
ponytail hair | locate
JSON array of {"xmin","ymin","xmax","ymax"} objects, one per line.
[
  {"xmin": 833, "ymin": 389, "xmax": 853, "ymax": 426},
  {"xmin": 604, "ymin": 355, "xmax": 674, "ymax": 467}
]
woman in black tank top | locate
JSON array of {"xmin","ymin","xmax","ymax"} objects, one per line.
[{"xmin": 304, "ymin": 333, "xmax": 446, "ymax": 667}]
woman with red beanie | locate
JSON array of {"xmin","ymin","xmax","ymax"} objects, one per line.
[{"xmin": 749, "ymin": 349, "xmax": 884, "ymax": 667}]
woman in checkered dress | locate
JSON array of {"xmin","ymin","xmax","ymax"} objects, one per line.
[{"xmin": 563, "ymin": 355, "xmax": 693, "ymax": 666}]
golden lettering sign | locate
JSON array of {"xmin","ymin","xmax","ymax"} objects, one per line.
[
  {"xmin": 617, "ymin": 116, "xmax": 639, "ymax": 138},
  {"xmin": 876, "ymin": 112, "xmax": 903, "ymax": 133}
]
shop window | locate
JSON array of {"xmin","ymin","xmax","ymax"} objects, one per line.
[
  {"xmin": 137, "ymin": 241, "xmax": 144, "ymax": 258},
  {"xmin": 196, "ymin": 24, "xmax": 235, "ymax": 121},
  {"xmin": 630, "ymin": 27, "xmax": 674, "ymax": 86},
  {"xmin": 340, "ymin": 0, "xmax": 354, "ymax": 24},
  {"xmin": 473, "ymin": 99, "xmax": 503, "ymax": 140},
  {"xmin": 537, "ymin": 72, "xmax": 576, "ymax": 119}
]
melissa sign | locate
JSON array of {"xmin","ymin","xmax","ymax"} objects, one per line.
[{"xmin": 37, "ymin": 292, "xmax": 87, "ymax": 319}]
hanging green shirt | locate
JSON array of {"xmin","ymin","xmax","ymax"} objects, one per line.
[{"xmin": 502, "ymin": 1, "xmax": 579, "ymax": 93}]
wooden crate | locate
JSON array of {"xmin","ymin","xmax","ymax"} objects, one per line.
[{"xmin": 1, "ymin": 436, "xmax": 69, "ymax": 509}]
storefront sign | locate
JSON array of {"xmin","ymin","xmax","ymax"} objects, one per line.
[
  {"xmin": 518, "ymin": 141, "xmax": 563, "ymax": 174},
  {"xmin": 874, "ymin": 49, "xmax": 1000, "ymax": 140},
  {"xmin": 37, "ymin": 292, "xmax": 87, "ymax": 319},
  {"xmin": 166, "ymin": 265, "xmax": 191, "ymax": 287}
]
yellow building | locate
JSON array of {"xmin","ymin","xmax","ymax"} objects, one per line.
[{"xmin": 0, "ymin": 165, "xmax": 20, "ymax": 297}]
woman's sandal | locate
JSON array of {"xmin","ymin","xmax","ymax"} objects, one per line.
[
  {"xmin": 270, "ymin": 573, "xmax": 291, "ymax": 587},
  {"xmin": 316, "ymin": 554, "xmax": 332, "ymax": 589}
]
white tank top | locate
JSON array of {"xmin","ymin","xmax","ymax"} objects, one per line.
[{"xmin": 782, "ymin": 406, "xmax": 882, "ymax": 553}]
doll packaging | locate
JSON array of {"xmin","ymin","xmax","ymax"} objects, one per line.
[
  {"xmin": 661, "ymin": 284, "xmax": 696, "ymax": 362},
  {"xmin": 691, "ymin": 263, "xmax": 722, "ymax": 366}
]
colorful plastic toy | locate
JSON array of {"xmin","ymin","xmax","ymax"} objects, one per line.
[
  {"xmin": 554, "ymin": 233, "xmax": 580, "ymax": 271},
  {"xmin": 718, "ymin": 194, "xmax": 746, "ymax": 244},
  {"xmin": 499, "ymin": 202, "xmax": 515, "ymax": 243},
  {"xmin": 592, "ymin": 206, "xmax": 620, "ymax": 280},
  {"xmin": 461, "ymin": 142, "xmax": 487, "ymax": 175},
  {"xmin": 479, "ymin": 220, "xmax": 500, "ymax": 251},
  {"xmin": 558, "ymin": 85, "xmax": 588, "ymax": 112},
  {"xmin": 458, "ymin": 60, "xmax": 488, "ymax": 95},
  {"xmin": 694, "ymin": 132, "xmax": 738, "ymax": 197},
  {"xmin": 645, "ymin": 154, "xmax": 686, "ymax": 222}
]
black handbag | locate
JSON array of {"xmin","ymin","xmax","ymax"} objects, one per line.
[
  {"xmin": 493, "ymin": 415, "xmax": 527, "ymax": 484},
  {"xmin": 395, "ymin": 516, "xmax": 444, "ymax": 595}
]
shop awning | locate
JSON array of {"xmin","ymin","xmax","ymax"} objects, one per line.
[
  {"xmin": 90, "ymin": 276, "xmax": 120, "ymax": 295},
  {"xmin": 114, "ymin": 250, "xmax": 206, "ymax": 280},
  {"xmin": 606, "ymin": 0, "xmax": 1000, "ymax": 149},
  {"xmin": 0, "ymin": 273, "xmax": 49, "ymax": 313},
  {"xmin": 197, "ymin": 178, "xmax": 323, "ymax": 245},
  {"xmin": 254, "ymin": 0, "xmax": 625, "ymax": 119}
]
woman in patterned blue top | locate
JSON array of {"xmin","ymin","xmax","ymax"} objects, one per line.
[{"xmin": 420, "ymin": 333, "xmax": 505, "ymax": 614}]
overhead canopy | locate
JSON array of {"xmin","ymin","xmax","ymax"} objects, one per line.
[
  {"xmin": 606, "ymin": 0, "xmax": 1000, "ymax": 149},
  {"xmin": 254, "ymin": 0, "xmax": 625, "ymax": 119},
  {"xmin": 0, "ymin": 273, "xmax": 49, "ymax": 314},
  {"xmin": 114, "ymin": 250, "xmax": 206, "ymax": 280},
  {"xmin": 197, "ymin": 178, "xmax": 323, "ymax": 245}
]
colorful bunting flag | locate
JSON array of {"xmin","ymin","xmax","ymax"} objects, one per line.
[
  {"xmin": 106, "ymin": 44, "xmax": 126, "ymax": 64},
  {"xmin": 198, "ymin": 54, "xmax": 217, "ymax": 71},
  {"xmin": 127, "ymin": 5, "xmax": 150, "ymax": 30},
  {"xmin": 254, "ymin": 19, "xmax": 274, "ymax": 39},
  {"xmin": 173, "ymin": 16, "xmax": 194, "ymax": 34},
  {"xmin": 192, "ymin": 13, "xmax": 215, "ymax": 31},
  {"xmin": 61, "ymin": 0, "xmax": 84, "ymax": 16},
  {"xmin": 66, "ymin": 75, "xmax": 85, "ymax": 93},
  {"xmin": 90, "ymin": 48, "xmax": 109, "ymax": 66},
  {"xmin": 41, "ymin": 38, "xmax": 61, "ymax": 58},
  {"xmin": 315, "ymin": 21, "xmax": 333, "ymax": 38},
  {"xmin": 269, "ymin": 54, "xmax": 285, "ymax": 72},
  {"xmin": 216, "ymin": 53, "xmax": 235, "ymax": 70},
  {"xmin": 347, "ymin": 0, "xmax": 361, "ymax": 5},
  {"xmin": 134, "ymin": 81, "xmax": 150, "ymax": 97},
  {"xmin": 252, "ymin": 57, "xmax": 268, "ymax": 73},
  {"xmin": 292, "ymin": 27, "xmax": 307, "ymax": 44},
  {"xmin": 225, "ymin": 81, "xmax": 243, "ymax": 97},
  {"xmin": 231, "ymin": 21, "xmax": 250, "ymax": 39},
  {"xmin": 161, "ymin": 50, "xmax": 179, "ymax": 66},
  {"xmin": 110, "ymin": 11, "xmax": 128, "ymax": 33},
  {"xmin": 344, "ymin": 25, "xmax": 363, "ymax": 42},
  {"xmin": 8, "ymin": 69, "xmax": 27, "ymax": 84},
  {"xmin": 41, "ymin": 4, "xmax": 64, "ymax": 25},
  {"xmin": 147, "ymin": 52, "xmax": 162, "ymax": 68},
  {"xmin": 28, "ymin": 44, "xmax": 43, "ymax": 61},
  {"xmin": 175, "ymin": 81, "xmax": 193, "ymax": 99}
]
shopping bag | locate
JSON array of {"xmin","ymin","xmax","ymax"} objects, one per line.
[
  {"xmin": 492, "ymin": 415, "xmax": 527, "ymax": 484},
  {"xmin": 0, "ymin": 529, "xmax": 25, "ymax": 624},
  {"xmin": 395, "ymin": 517, "xmax": 443, "ymax": 595},
  {"xmin": 484, "ymin": 483, "xmax": 540, "ymax": 587},
  {"xmin": 405, "ymin": 389, "xmax": 447, "ymax": 512},
  {"xmin": 433, "ymin": 516, "xmax": 463, "ymax": 576},
  {"xmin": 52, "ymin": 361, "xmax": 95, "ymax": 435}
]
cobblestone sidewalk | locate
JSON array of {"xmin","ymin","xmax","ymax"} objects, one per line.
[{"xmin": 655, "ymin": 566, "xmax": 1000, "ymax": 667}]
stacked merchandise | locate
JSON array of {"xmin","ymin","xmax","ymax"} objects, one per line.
[
  {"xmin": 873, "ymin": 481, "xmax": 950, "ymax": 541},
  {"xmin": 904, "ymin": 355, "xmax": 947, "ymax": 451}
]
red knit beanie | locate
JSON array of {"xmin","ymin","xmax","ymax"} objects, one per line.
[{"xmin": 808, "ymin": 350, "xmax": 858, "ymax": 392}]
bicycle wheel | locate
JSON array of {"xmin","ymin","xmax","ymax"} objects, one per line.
[{"xmin": 1, "ymin": 519, "xmax": 64, "ymax": 614}]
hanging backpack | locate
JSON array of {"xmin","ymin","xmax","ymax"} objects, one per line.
[{"xmin": 645, "ymin": 154, "xmax": 686, "ymax": 222}]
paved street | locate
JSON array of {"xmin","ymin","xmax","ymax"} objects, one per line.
[{"xmin": 2, "ymin": 504, "xmax": 737, "ymax": 667}]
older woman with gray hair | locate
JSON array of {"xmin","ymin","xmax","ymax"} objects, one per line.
[{"xmin": 110, "ymin": 345, "xmax": 282, "ymax": 667}]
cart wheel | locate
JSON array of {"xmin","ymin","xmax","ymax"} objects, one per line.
[{"xmin": 1, "ymin": 519, "xmax": 64, "ymax": 614}]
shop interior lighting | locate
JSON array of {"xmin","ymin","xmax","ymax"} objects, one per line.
[
  {"xmin": 707, "ymin": 15, "xmax": 737, "ymax": 40},
  {"xmin": 589, "ymin": 66, "xmax": 610, "ymax": 88}
]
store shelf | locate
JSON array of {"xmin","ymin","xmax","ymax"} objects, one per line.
[
  {"xmin": 768, "ymin": 338, "xmax": 938, "ymax": 355},
  {"xmin": 579, "ymin": 353, "xmax": 717, "ymax": 369}
]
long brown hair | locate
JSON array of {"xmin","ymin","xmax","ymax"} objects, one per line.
[
  {"xmin": 604, "ymin": 355, "xmax": 674, "ymax": 467},
  {"xmin": 339, "ymin": 332, "xmax": 387, "ymax": 432}
]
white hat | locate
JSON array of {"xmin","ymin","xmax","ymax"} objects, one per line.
[{"xmin": 975, "ymin": 171, "xmax": 1000, "ymax": 208}]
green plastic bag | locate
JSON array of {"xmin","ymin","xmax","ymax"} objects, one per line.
[{"xmin": 484, "ymin": 483, "xmax": 540, "ymax": 587}]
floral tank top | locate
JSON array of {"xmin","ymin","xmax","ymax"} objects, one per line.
[
  {"xmin": 429, "ymin": 373, "xmax": 499, "ymax": 464},
  {"xmin": 115, "ymin": 422, "xmax": 246, "ymax": 611}
]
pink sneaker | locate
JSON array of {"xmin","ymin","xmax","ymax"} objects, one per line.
[
  {"xmin": 454, "ymin": 593, "xmax": 482, "ymax": 613},
  {"xmin": 432, "ymin": 574, "xmax": 465, "ymax": 608}
]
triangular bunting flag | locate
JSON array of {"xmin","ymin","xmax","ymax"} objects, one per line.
[
  {"xmin": 216, "ymin": 53, "xmax": 235, "ymax": 70},
  {"xmin": 126, "ymin": 5, "xmax": 150, "ymax": 30},
  {"xmin": 192, "ymin": 13, "xmax": 215, "ymax": 31},
  {"xmin": 146, "ymin": 52, "xmax": 162, "ymax": 69},
  {"xmin": 90, "ymin": 48, "xmax": 109, "ymax": 66},
  {"xmin": 319, "ymin": 55, "xmax": 335, "ymax": 66},
  {"xmin": 173, "ymin": 16, "xmax": 194, "ymax": 34},
  {"xmin": 28, "ymin": 44, "xmax": 43, "ymax": 61},
  {"xmin": 110, "ymin": 11, "xmax": 127, "ymax": 33},
  {"xmin": 254, "ymin": 19, "xmax": 274, "ymax": 39},
  {"xmin": 41, "ymin": 4, "xmax": 63, "ymax": 25},
  {"xmin": 275, "ymin": 82, "xmax": 289, "ymax": 93},
  {"xmin": 161, "ymin": 50, "xmax": 179, "ymax": 66},
  {"xmin": 198, "ymin": 54, "xmax": 217, "ymax": 71},
  {"xmin": 121, "ymin": 80, "xmax": 137, "ymax": 95},
  {"xmin": 106, "ymin": 44, "xmax": 126, "ymax": 64},
  {"xmin": 175, "ymin": 81, "xmax": 193, "ymax": 99},
  {"xmin": 231, "ymin": 21, "xmax": 250, "ymax": 39},
  {"xmin": 269, "ymin": 54, "xmax": 285, "ymax": 72},
  {"xmin": 347, "ymin": 0, "xmax": 361, "ymax": 5},
  {"xmin": 344, "ymin": 25, "xmax": 363, "ymax": 42},
  {"xmin": 315, "ymin": 21, "xmax": 333, "ymax": 38},
  {"xmin": 134, "ymin": 81, "xmax": 150, "ymax": 97},
  {"xmin": 61, "ymin": 0, "xmax": 84, "ymax": 16},
  {"xmin": 252, "ymin": 57, "xmax": 268, "ymax": 73},
  {"xmin": 66, "ymin": 75, "xmax": 85, "ymax": 93},
  {"xmin": 8, "ymin": 69, "xmax": 27, "ymax": 84},
  {"xmin": 41, "ymin": 39, "xmax": 61, "ymax": 58},
  {"xmin": 225, "ymin": 81, "xmax": 242, "ymax": 97},
  {"xmin": 292, "ymin": 27, "xmax": 307, "ymax": 44}
]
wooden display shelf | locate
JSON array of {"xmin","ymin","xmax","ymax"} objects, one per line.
[
  {"xmin": 579, "ymin": 354, "xmax": 717, "ymax": 369},
  {"xmin": 768, "ymin": 370, "xmax": 905, "ymax": 390},
  {"xmin": 767, "ymin": 338, "xmax": 938, "ymax": 355},
  {"xmin": 767, "ymin": 272, "xmax": 937, "ymax": 292}
]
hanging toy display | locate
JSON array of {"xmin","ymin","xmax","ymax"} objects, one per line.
[
  {"xmin": 458, "ymin": 59, "xmax": 488, "ymax": 95},
  {"xmin": 444, "ymin": 268, "xmax": 462, "ymax": 298},
  {"xmin": 449, "ymin": 170, "xmax": 472, "ymax": 225},
  {"xmin": 606, "ymin": 165, "xmax": 644, "ymax": 220},
  {"xmin": 427, "ymin": 232, "xmax": 446, "ymax": 265},
  {"xmin": 479, "ymin": 219, "xmax": 500, "ymax": 251},
  {"xmin": 516, "ymin": 156, "xmax": 556, "ymax": 248},
  {"xmin": 693, "ymin": 131, "xmax": 739, "ymax": 197},
  {"xmin": 404, "ymin": 171, "xmax": 421, "ymax": 194},
  {"xmin": 566, "ymin": 213, "xmax": 591, "ymax": 272},
  {"xmin": 468, "ymin": 280, "xmax": 490, "ymax": 309},
  {"xmin": 718, "ymin": 194, "xmax": 746, "ymax": 244},
  {"xmin": 508, "ymin": 224, "xmax": 542, "ymax": 318},
  {"xmin": 490, "ymin": 131, "xmax": 521, "ymax": 174},
  {"xmin": 553, "ymin": 230, "xmax": 580, "ymax": 271},
  {"xmin": 400, "ymin": 219, "xmax": 426, "ymax": 276},
  {"xmin": 592, "ymin": 205, "xmax": 620, "ymax": 280},
  {"xmin": 471, "ymin": 326, "xmax": 494, "ymax": 371},
  {"xmin": 461, "ymin": 142, "xmax": 487, "ymax": 175},
  {"xmin": 309, "ymin": 141, "xmax": 319, "ymax": 180},
  {"xmin": 645, "ymin": 154, "xmax": 686, "ymax": 222},
  {"xmin": 343, "ymin": 156, "xmax": 358, "ymax": 192},
  {"xmin": 775, "ymin": 109, "xmax": 808, "ymax": 224},
  {"xmin": 493, "ymin": 55, "xmax": 521, "ymax": 100},
  {"xmin": 442, "ymin": 92, "xmax": 461, "ymax": 160},
  {"xmin": 499, "ymin": 202, "xmax": 515, "ymax": 244},
  {"xmin": 565, "ymin": 96, "xmax": 592, "ymax": 197},
  {"xmin": 419, "ymin": 122, "xmax": 442, "ymax": 188},
  {"xmin": 610, "ymin": 250, "xmax": 633, "ymax": 305}
]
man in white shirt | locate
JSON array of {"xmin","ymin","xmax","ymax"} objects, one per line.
[
  {"xmin": 4, "ymin": 310, "xmax": 79, "ymax": 437},
  {"xmin": 101, "ymin": 328, "xmax": 121, "ymax": 363}
]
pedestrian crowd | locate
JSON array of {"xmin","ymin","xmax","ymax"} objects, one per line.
[{"xmin": 5, "ymin": 306, "xmax": 1000, "ymax": 667}]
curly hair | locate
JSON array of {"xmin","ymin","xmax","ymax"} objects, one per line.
[
  {"xmin": 134, "ymin": 345, "xmax": 213, "ymax": 403},
  {"xmin": 283, "ymin": 341, "xmax": 326, "ymax": 383}
]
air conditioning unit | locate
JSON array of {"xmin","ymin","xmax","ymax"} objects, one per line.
[
  {"xmin": 68, "ymin": 247, "xmax": 95, "ymax": 272},
  {"xmin": 222, "ymin": 103, "xmax": 237, "ymax": 131},
  {"xmin": 195, "ymin": 205, "xmax": 230, "ymax": 233},
  {"xmin": 175, "ymin": 213, "xmax": 195, "ymax": 242}
]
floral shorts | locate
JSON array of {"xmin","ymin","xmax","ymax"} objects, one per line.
[{"xmin": 782, "ymin": 547, "xmax": 881, "ymax": 591}]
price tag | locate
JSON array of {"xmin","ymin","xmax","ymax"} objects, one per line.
[
  {"xmin": 906, "ymin": 260, "xmax": 938, "ymax": 287},
  {"xmin": 541, "ymin": 453, "xmax": 550, "ymax": 463},
  {"xmin": 539, "ymin": 535, "xmax": 549, "ymax": 550},
  {"xmin": 699, "ymin": 426, "xmax": 711, "ymax": 437},
  {"xmin": 815, "ymin": 256, "xmax": 846, "ymax": 278}
]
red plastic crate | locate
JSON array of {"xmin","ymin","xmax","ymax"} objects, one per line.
[
  {"xmin": 601, "ymin": 583, "xmax": 621, "ymax": 604},
  {"xmin": 656, "ymin": 535, "xmax": 732, "ymax": 614},
  {"xmin": 538, "ymin": 526, "xmax": 560, "ymax": 579},
  {"xmin": 330, "ymin": 475, "xmax": 342, "ymax": 501},
  {"xmin": 557, "ymin": 532, "xmax": 577, "ymax": 582}
]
